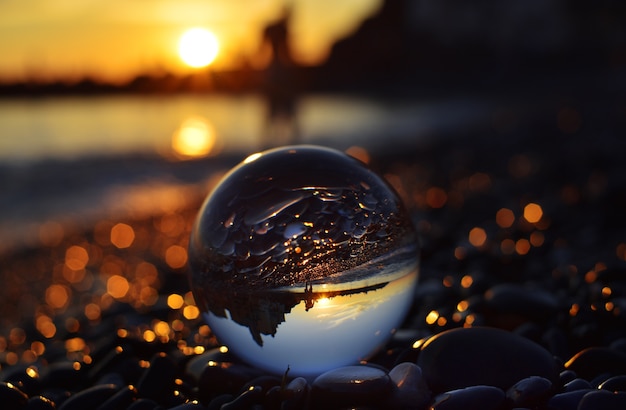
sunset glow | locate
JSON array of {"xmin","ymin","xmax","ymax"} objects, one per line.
[{"xmin": 0, "ymin": 0, "xmax": 382, "ymax": 82}]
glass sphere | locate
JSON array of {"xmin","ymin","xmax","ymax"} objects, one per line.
[{"xmin": 188, "ymin": 146, "xmax": 419, "ymax": 377}]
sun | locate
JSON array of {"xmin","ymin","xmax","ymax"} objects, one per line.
[{"xmin": 178, "ymin": 28, "xmax": 219, "ymax": 68}]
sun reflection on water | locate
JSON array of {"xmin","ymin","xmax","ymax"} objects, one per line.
[{"xmin": 171, "ymin": 116, "xmax": 219, "ymax": 159}]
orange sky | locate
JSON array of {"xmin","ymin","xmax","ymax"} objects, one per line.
[{"xmin": 0, "ymin": 0, "xmax": 381, "ymax": 83}]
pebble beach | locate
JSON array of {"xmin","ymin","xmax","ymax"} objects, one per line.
[{"xmin": 1, "ymin": 87, "xmax": 626, "ymax": 409}]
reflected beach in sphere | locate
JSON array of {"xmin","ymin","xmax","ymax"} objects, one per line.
[{"xmin": 188, "ymin": 146, "xmax": 419, "ymax": 377}]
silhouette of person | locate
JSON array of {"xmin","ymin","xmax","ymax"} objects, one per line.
[{"xmin": 260, "ymin": 6, "xmax": 300, "ymax": 147}]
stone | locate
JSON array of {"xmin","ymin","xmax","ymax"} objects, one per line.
[
  {"xmin": 505, "ymin": 376, "xmax": 553, "ymax": 408},
  {"xmin": 386, "ymin": 362, "xmax": 431, "ymax": 409},
  {"xmin": 57, "ymin": 384, "xmax": 119, "ymax": 410},
  {"xmin": 417, "ymin": 327, "xmax": 560, "ymax": 393},
  {"xmin": 430, "ymin": 385, "xmax": 505, "ymax": 410},
  {"xmin": 577, "ymin": 390, "xmax": 626, "ymax": 410},
  {"xmin": 311, "ymin": 365, "xmax": 393, "ymax": 408},
  {"xmin": 599, "ymin": 375, "xmax": 626, "ymax": 392}
]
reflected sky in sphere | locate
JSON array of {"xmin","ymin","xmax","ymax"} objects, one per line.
[{"xmin": 188, "ymin": 145, "xmax": 419, "ymax": 376}]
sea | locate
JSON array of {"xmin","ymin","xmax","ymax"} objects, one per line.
[{"xmin": 0, "ymin": 92, "xmax": 494, "ymax": 253}]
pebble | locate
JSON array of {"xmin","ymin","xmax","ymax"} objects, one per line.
[
  {"xmin": 483, "ymin": 283, "xmax": 560, "ymax": 322},
  {"xmin": 311, "ymin": 365, "xmax": 393, "ymax": 408},
  {"xmin": 220, "ymin": 385, "xmax": 263, "ymax": 410},
  {"xmin": 562, "ymin": 378, "xmax": 592, "ymax": 392},
  {"xmin": 386, "ymin": 362, "xmax": 431, "ymax": 409},
  {"xmin": 0, "ymin": 381, "xmax": 29, "ymax": 410},
  {"xmin": 546, "ymin": 389, "xmax": 595, "ymax": 410},
  {"xmin": 430, "ymin": 385, "xmax": 505, "ymax": 410},
  {"xmin": 136, "ymin": 352, "xmax": 177, "ymax": 405},
  {"xmin": 598, "ymin": 374, "xmax": 626, "ymax": 392},
  {"xmin": 197, "ymin": 362, "xmax": 264, "ymax": 403},
  {"xmin": 577, "ymin": 390, "xmax": 626, "ymax": 410},
  {"xmin": 95, "ymin": 384, "xmax": 137, "ymax": 410},
  {"xmin": 564, "ymin": 347, "xmax": 626, "ymax": 381},
  {"xmin": 280, "ymin": 376, "xmax": 310, "ymax": 410},
  {"xmin": 417, "ymin": 327, "xmax": 560, "ymax": 393},
  {"xmin": 505, "ymin": 376, "xmax": 553, "ymax": 408},
  {"xmin": 57, "ymin": 384, "xmax": 119, "ymax": 410},
  {"xmin": 24, "ymin": 396, "xmax": 56, "ymax": 410}
]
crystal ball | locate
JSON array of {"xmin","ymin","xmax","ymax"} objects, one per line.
[{"xmin": 188, "ymin": 145, "xmax": 419, "ymax": 377}]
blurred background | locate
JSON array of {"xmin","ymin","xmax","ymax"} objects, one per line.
[
  {"xmin": 1, "ymin": 0, "xmax": 626, "ymax": 367},
  {"xmin": 1, "ymin": 0, "xmax": 625, "ymax": 253}
]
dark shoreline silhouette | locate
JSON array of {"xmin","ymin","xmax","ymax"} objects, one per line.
[
  {"xmin": 198, "ymin": 281, "xmax": 388, "ymax": 347},
  {"xmin": 1, "ymin": 0, "xmax": 623, "ymax": 99}
]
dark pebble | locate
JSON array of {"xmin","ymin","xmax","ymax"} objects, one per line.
[
  {"xmin": 505, "ymin": 376, "xmax": 553, "ymax": 408},
  {"xmin": 484, "ymin": 284, "xmax": 560, "ymax": 324},
  {"xmin": 168, "ymin": 401, "xmax": 207, "ymax": 410},
  {"xmin": 577, "ymin": 390, "xmax": 626, "ymax": 410},
  {"xmin": 206, "ymin": 394, "xmax": 234, "ymax": 410},
  {"xmin": 136, "ymin": 352, "xmax": 177, "ymax": 404},
  {"xmin": 599, "ymin": 375, "xmax": 626, "ymax": 392},
  {"xmin": 220, "ymin": 385, "xmax": 263, "ymax": 410},
  {"xmin": 185, "ymin": 348, "xmax": 237, "ymax": 383},
  {"xmin": 197, "ymin": 362, "xmax": 264, "ymax": 402},
  {"xmin": 57, "ymin": 384, "xmax": 119, "ymax": 410},
  {"xmin": 430, "ymin": 385, "xmax": 505, "ymax": 410},
  {"xmin": 281, "ymin": 376, "xmax": 310, "ymax": 410},
  {"xmin": 564, "ymin": 347, "xmax": 626, "ymax": 380},
  {"xmin": 0, "ymin": 381, "xmax": 29, "ymax": 410},
  {"xmin": 1, "ymin": 365, "xmax": 42, "ymax": 397},
  {"xmin": 386, "ymin": 362, "xmax": 431, "ymax": 409},
  {"xmin": 126, "ymin": 398, "xmax": 162, "ymax": 410},
  {"xmin": 417, "ymin": 327, "xmax": 560, "ymax": 393},
  {"xmin": 546, "ymin": 389, "xmax": 595, "ymax": 410},
  {"xmin": 558, "ymin": 369, "xmax": 577, "ymax": 386},
  {"xmin": 311, "ymin": 365, "xmax": 393, "ymax": 408},
  {"xmin": 95, "ymin": 384, "xmax": 137, "ymax": 410},
  {"xmin": 562, "ymin": 378, "xmax": 592, "ymax": 392},
  {"xmin": 24, "ymin": 396, "xmax": 56, "ymax": 410},
  {"xmin": 39, "ymin": 361, "xmax": 88, "ymax": 391}
]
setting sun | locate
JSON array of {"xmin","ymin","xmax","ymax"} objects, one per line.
[{"xmin": 178, "ymin": 28, "xmax": 219, "ymax": 68}]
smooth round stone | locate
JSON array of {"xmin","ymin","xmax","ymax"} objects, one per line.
[
  {"xmin": 95, "ymin": 385, "xmax": 137, "ymax": 410},
  {"xmin": 562, "ymin": 378, "xmax": 592, "ymax": 392},
  {"xmin": 57, "ymin": 384, "xmax": 119, "ymax": 410},
  {"xmin": 599, "ymin": 375, "xmax": 626, "ymax": 392},
  {"xmin": 185, "ymin": 348, "xmax": 238, "ymax": 383},
  {"xmin": 505, "ymin": 376, "xmax": 553, "ymax": 408},
  {"xmin": 564, "ymin": 347, "xmax": 626, "ymax": 381},
  {"xmin": 484, "ymin": 284, "xmax": 560, "ymax": 320},
  {"xmin": 431, "ymin": 385, "xmax": 505, "ymax": 410},
  {"xmin": 220, "ymin": 385, "xmax": 263, "ymax": 410},
  {"xmin": 136, "ymin": 353, "xmax": 177, "ymax": 404},
  {"xmin": 281, "ymin": 377, "xmax": 310, "ymax": 410},
  {"xmin": 0, "ymin": 381, "xmax": 29, "ymax": 410},
  {"xmin": 547, "ymin": 389, "xmax": 595, "ymax": 410},
  {"xmin": 311, "ymin": 365, "xmax": 393, "ymax": 408},
  {"xmin": 578, "ymin": 390, "xmax": 626, "ymax": 410},
  {"xmin": 25, "ymin": 396, "xmax": 56, "ymax": 410},
  {"xmin": 197, "ymin": 362, "xmax": 264, "ymax": 402},
  {"xmin": 386, "ymin": 362, "xmax": 431, "ymax": 409},
  {"xmin": 417, "ymin": 327, "xmax": 560, "ymax": 393}
]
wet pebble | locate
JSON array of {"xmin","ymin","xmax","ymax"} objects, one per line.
[
  {"xmin": 484, "ymin": 283, "xmax": 560, "ymax": 323},
  {"xmin": 564, "ymin": 347, "xmax": 626, "ymax": 381},
  {"xmin": 24, "ymin": 395, "xmax": 56, "ymax": 410},
  {"xmin": 505, "ymin": 376, "xmax": 553, "ymax": 408},
  {"xmin": 562, "ymin": 377, "xmax": 592, "ymax": 392},
  {"xmin": 95, "ymin": 384, "xmax": 137, "ymax": 410},
  {"xmin": 577, "ymin": 390, "xmax": 626, "ymax": 410},
  {"xmin": 417, "ymin": 327, "xmax": 559, "ymax": 393},
  {"xmin": 220, "ymin": 385, "xmax": 263, "ymax": 410},
  {"xmin": 311, "ymin": 365, "xmax": 393, "ymax": 408},
  {"xmin": 197, "ymin": 362, "xmax": 264, "ymax": 403},
  {"xmin": 386, "ymin": 362, "xmax": 431, "ymax": 409},
  {"xmin": 599, "ymin": 374, "xmax": 626, "ymax": 392},
  {"xmin": 57, "ymin": 384, "xmax": 119, "ymax": 410},
  {"xmin": 546, "ymin": 389, "xmax": 595, "ymax": 410},
  {"xmin": 0, "ymin": 381, "xmax": 29, "ymax": 410},
  {"xmin": 430, "ymin": 385, "xmax": 505, "ymax": 410},
  {"xmin": 136, "ymin": 353, "xmax": 178, "ymax": 405},
  {"xmin": 280, "ymin": 376, "xmax": 310, "ymax": 410}
]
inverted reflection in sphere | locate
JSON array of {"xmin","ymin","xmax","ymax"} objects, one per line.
[{"xmin": 188, "ymin": 146, "xmax": 419, "ymax": 377}]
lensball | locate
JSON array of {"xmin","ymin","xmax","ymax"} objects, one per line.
[{"xmin": 188, "ymin": 145, "xmax": 419, "ymax": 377}]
